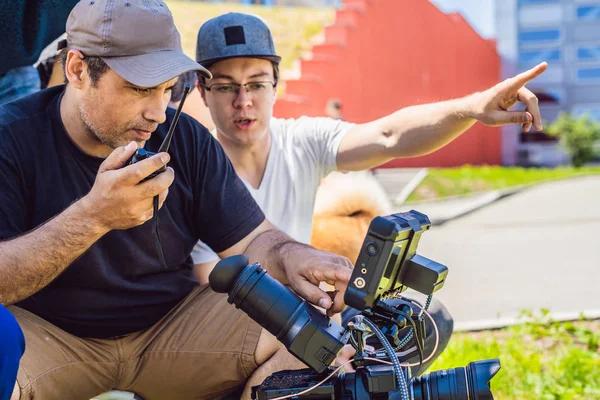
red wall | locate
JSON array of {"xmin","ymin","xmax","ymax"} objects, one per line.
[{"xmin": 274, "ymin": 0, "xmax": 502, "ymax": 167}]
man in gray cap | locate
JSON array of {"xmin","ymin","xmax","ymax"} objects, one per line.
[
  {"xmin": 0, "ymin": 2, "xmax": 354, "ymax": 399},
  {"xmin": 192, "ymin": 11, "xmax": 548, "ymax": 373}
]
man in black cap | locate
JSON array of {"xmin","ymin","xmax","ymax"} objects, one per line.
[
  {"xmin": 191, "ymin": 11, "xmax": 548, "ymax": 375},
  {"xmin": 0, "ymin": 1, "xmax": 353, "ymax": 399}
]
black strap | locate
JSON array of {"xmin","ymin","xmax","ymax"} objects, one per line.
[{"xmin": 153, "ymin": 195, "xmax": 168, "ymax": 269}]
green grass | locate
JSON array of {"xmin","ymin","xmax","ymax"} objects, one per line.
[
  {"xmin": 405, "ymin": 165, "xmax": 600, "ymax": 202},
  {"xmin": 166, "ymin": 1, "xmax": 336, "ymax": 72},
  {"xmin": 429, "ymin": 312, "xmax": 600, "ymax": 399}
]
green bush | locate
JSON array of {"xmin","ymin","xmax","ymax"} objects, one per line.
[{"xmin": 546, "ymin": 113, "xmax": 600, "ymax": 168}]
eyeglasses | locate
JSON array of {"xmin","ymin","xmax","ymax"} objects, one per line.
[{"xmin": 203, "ymin": 81, "xmax": 276, "ymax": 99}]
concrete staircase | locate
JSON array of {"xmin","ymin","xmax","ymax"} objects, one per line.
[{"xmin": 274, "ymin": 0, "xmax": 502, "ymax": 168}]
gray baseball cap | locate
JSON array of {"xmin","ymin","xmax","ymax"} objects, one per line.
[
  {"xmin": 196, "ymin": 13, "xmax": 281, "ymax": 68},
  {"xmin": 66, "ymin": 0, "xmax": 211, "ymax": 88}
]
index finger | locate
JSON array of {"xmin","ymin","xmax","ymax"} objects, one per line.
[
  {"xmin": 119, "ymin": 151, "xmax": 171, "ymax": 185},
  {"xmin": 314, "ymin": 262, "xmax": 352, "ymax": 287},
  {"xmin": 328, "ymin": 287, "xmax": 347, "ymax": 316},
  {"xmin": 98, "ymin": 142, "xmax": 138, "ymax": 173},
  {"xmin": 314, "ymin": 264, "xmax": 352, "ymax": 315},
  {"xmin": 505, "ymin": 62, "xmax": 548, "ymax": 91}
]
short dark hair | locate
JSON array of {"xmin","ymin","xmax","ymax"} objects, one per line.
[
  {"xmin": 60, "ymin": 49, "xmax": 110, "ymax": 87},
  {"xmin": 196, "ymin": 61, "xmax": 280, "ymax": 92}
]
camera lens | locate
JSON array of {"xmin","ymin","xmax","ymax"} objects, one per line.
[
  {"xmin": 209, "ymin": 255, "xmax": 347, "ymax": 373},
  {"xmin": 411, "ymin": 359, "xmax": 501, "ymax": 400},
  {"xmin": 209, "ymin": 254, "xmax": 307, "ymax": 338}
]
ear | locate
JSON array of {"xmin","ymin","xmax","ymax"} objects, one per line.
[{"xmin": 64, "ymin": 50, "xmax": 87, "ymax": 89}]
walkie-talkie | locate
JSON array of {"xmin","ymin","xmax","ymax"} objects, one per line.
[
  {"xmin": 125, "ymin": 83, "xmax": 193, "ymax": 270},
  {"xmin": 126, "ymin": 83, "xmax": 192, "ymax": 181}
]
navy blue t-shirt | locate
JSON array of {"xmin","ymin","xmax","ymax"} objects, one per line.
[
  {"xmin": 0, "ymin": 86, "xmax": 265, "ymax": 338},
  {"xmin": 1, "ymin": 1, "xmax": 79, "ymax": 74}
]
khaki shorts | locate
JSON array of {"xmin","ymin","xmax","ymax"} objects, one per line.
[{"xmin": 9, "ymin": 285, "xmax": 262, "ymax": 400}]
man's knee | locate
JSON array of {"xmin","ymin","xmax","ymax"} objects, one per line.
[{"xmin": 253, "ymin": 328, "xmax": 306, "ymax": 374}]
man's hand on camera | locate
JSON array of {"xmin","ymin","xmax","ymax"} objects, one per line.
[
  {"xmin": 281, "ymin": 244, "xmax": 353, "ymax": 317},
  {"xmin": 471, "ymin": 61, "xmax": 547, "ymax": 132},
  {"xmin": 81, "ymin": 141, "xmax": 174, "ymax": 232}
]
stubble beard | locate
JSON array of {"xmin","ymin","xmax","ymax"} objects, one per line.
[{"xmin": 78, "ymin": 101, "xmax": 128, "ymax": 150}]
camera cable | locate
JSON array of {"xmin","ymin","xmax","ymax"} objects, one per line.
[
  {"xmin": 357, "ymin": 315, "xmax": 411, "ymax": 400},
  {"xmin": 395, "ymin": 308, "xmax": 425, "ymax": 377},
  {"xmin": 152, "ymin": 196, "xmax": 168, "ymax": 270}
]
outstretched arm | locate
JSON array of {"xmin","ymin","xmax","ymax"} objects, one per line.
[{"xmin": 336, "ymin": 62, "xmax": 548, "ymax": 171}]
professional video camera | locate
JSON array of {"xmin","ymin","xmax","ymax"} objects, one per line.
[{"xmin": 210, "ymin": 210, "xmax": 500, "ymax": 399}]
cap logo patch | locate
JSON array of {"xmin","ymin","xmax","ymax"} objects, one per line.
[{"xmin": 224, "ymin": 26, "xmax": 246, "ymax": 46}]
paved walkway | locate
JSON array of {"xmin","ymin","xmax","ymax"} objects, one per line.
[{"xmin": 400, "ymin": 176, "xmax": 600, "ymax": 330}]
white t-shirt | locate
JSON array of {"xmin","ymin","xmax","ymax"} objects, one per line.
[{"xmin": 190, "ymin": 116, "xmax": 354, "ymax": 264}]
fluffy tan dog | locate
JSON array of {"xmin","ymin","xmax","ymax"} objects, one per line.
[{"xmin": 310, "ymin": 171, "xmax": 392, "ymax": 264}]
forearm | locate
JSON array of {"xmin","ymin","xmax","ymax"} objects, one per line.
[
  {"xmin": 244, "ymin": 229, "xmax": 305, "ymax": 285},
  {"xmin": 0, "ymin": 198, "xmax": 108, "ymax": 305},
  {"xmin": 336, "ymin": 93, "xmax": 483, "ymax": 171},
  {"xmin": 240, "ymin": 225, "xmax": 352, "ymax": 314},
  {"xmin": 382, "ymin": 93, "xmax": 480, "ymax": 157}
]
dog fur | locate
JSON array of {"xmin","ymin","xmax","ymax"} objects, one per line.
[{"xmin": 310, "ymin": 171, "xmax": 392, "ymax": 264}]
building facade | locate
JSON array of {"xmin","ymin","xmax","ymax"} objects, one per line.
[{"xmin": 496, "ymin": 0, "xmax": 600, "ymax": 165}]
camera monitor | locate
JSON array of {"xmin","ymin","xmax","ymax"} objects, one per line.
[{"xmin": 344, "ymin": 210, "xmax": 448, "ymax": 311}]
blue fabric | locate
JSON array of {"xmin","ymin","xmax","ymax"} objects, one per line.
[
  {"xmin": 0, "ymin": 305, "xmax": 25, "ymax": 400},
  {"xmin": 0, "ymin": 66, "xmax": 41, "ymax": 106},
  {"xmin": 0, "ymin": 86, "xmax": 265, "ymax": 339},
  {"xmin": 0, "ymin": 1, "xmax": 79, "ymax": 75}
]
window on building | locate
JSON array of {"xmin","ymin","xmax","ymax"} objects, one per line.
[
  {"xmin": 577, "ymin": 67, "xmax": 600, "ymax": 81},
  {"xmin": 519, "ymin": 29, "xmax": 561, "ymax": 43},
  {"xmin": 519, "ymin": 4, "xmax": 563, "ymax": 26},
  {"xmin": 545, "ymin": 89, "xmax": 565, "ymax": 105},
  {"xmin": 519, "ymin": 0, "xmax": 559, "ymax": 4},
  {"xmin": 577, "ymin": 46, "xmax": 600, "ymax": 61},
  {"xmin": 523, "ymin": 65, "xmax": 563, "ymax": 84},
  {"xmin": 531, "ymin": 90, "xmax": 564, "ymax": 105},
  {"xmin": 577, "ymin": 5, "xmax": 600, "ymax": 20},
  {"xmin": 519, "ymin": 49, "xmax": 561, "ymax": 64},
  {"xmin": 519, "ymin": 131, "xmax": 559, "ymax": 143}
]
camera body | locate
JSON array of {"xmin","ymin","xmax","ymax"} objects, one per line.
[{"xmin": 209, "ymin": 210, "xmax": 500, "ymax": 400}]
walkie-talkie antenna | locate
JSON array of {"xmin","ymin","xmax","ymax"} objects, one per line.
[{"xmin": 158, "ymin": 83, "xmax": 192, "ymax": 153}]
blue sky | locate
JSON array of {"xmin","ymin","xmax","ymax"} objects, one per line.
[{"xmin": 429, "ymin": 0, "xmax": 496, "ymax": 39}]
